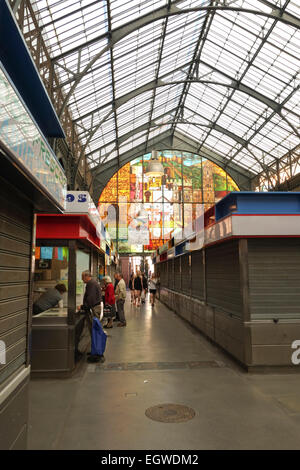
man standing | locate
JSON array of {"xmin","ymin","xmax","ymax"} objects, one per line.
[
  {"xmin": 115, "ymin": 273, "xmax": 127, "ymax": 327},
  {"xmin": 80, "ymin": 270, "xmax": 102, "ymax": 333}
]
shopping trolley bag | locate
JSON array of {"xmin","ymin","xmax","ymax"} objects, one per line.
[{"xmin": 91, "ymin": 316, "xmax": 107, "ymax": 356}]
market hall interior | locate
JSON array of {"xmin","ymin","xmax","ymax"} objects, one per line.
[{"xmin": 1, "ymin": 0, "xmax": 300, "ymax": 452}]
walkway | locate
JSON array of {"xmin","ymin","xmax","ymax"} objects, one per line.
[{"xmin": 28, "ymin": 294, "xmax": 300, "ymax": 450}]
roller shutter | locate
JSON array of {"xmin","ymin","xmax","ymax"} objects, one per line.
[
  {"xmin": 191, "ymin": 250, "xmax": 205, "ymax": 299},
  {"xmin": 168, "ymin": 259, "xmax": 174, "ymax": 290},
  {"xmin": 181, "ymin": 254, "xmax": 191, "ymax": 295},
  {"xmin": 160, "ymin": 261, "xmax": 168, "ymax": 288},
  {"xmin": 248, "ymin": 238, "xmax": 300, "ymax": 320},
  {"xmin": 174, "ymin": 257, "xmax": 181, "ymax": 291},
  {"xmin": 0, "ymin": 177, "xmax": 32, "ymax": 388},
  {"xmin": 206, "ymin": 240, "xmax": 242, "ymax": 317}
]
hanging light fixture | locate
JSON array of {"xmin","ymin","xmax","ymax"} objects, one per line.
[{"xmin": 145, "ymin": 150, "xmax": 164, "ymax": 177}]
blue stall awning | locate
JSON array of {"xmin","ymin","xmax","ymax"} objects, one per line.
[{"xmin": 0, "ymin": 0, "xmax": 65, "ymax": 138}]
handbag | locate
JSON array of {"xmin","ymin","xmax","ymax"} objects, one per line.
[
  {"xmin": 103, "ymin": 304, "xmax": 113, "ymax": 318},
  {"xmin": 91, "ymin": 317, "xmax": 107, "ymax": 356}
]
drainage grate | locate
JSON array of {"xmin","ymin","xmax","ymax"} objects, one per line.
[
  {"xmin": 145, "ymin": 404, "xmax": 195, "ymax": 423},
  {"xmin": 94, "ymin": 360, "xmax": 222, "ymax": 371}
]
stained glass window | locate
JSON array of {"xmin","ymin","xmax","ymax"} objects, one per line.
[{"xmin": 99, "ymin": 150, "xmax": 239, "ymax": 253}]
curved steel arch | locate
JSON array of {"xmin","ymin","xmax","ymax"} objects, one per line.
[{"xmin": 57, "ymin": 2, "xmax": 300, "ymax": 118}]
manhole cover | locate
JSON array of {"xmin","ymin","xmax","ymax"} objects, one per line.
[{"xmin": 145, "ymin": 404, "xmax": 195, "ymax": 423}]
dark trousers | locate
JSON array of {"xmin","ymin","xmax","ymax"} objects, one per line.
[{"xmin": 117, "ymin": 299, "xmax": 125, "ymax": 323}]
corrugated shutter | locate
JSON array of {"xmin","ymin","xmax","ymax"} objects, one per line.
[
  {"xmin": 160, "ymin": 261, "xmax": 168, "ymax": 288},
  {"xmin": 191, "ymin": 251, "xmax": 205, "ymax": 299},
  {"xmin": 168, "ymin": 259, "xmax": 174, "ymax": 290},
  {"xmin": 174, "ymin": 257, "xmax": 181, "ymax": 291},
  {"xmin": 0, "ymin": 178, "xmax": 32, "ymax": 388},
  {"xmin": 206, "ymin": 240, "xmax": 242, "ymax": 317},
  {"xmin": 248, "ymin": 238, "xmax": 300, "ymax": 320},
  {"xmin": 181, "ymin": 254, "xmax": 191, "ymax": 295}
]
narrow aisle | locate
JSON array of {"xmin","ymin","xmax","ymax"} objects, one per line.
[{"xmin": 28, "ymin": 294, "xmax": 300, "ymax": 450}]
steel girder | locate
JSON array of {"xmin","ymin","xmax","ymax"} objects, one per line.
[
  {"xmin": 53, "ymin": 1, "xmax": 300, "ymax": 119},
  {"xmin": 85, "ymin": 107, "xmax": 179, "ymax": 160},
  {"xmin": 11, "ymin": 0, "xmax": 300, "ymax": 194},
  {"xmin": 75, "ymin": 66, "xmax": 299, "ymax": 173}
]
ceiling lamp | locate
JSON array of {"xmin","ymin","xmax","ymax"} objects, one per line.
[{"xmin": 145, "ymin": 150, "xmax": 164, "ymax": 177}]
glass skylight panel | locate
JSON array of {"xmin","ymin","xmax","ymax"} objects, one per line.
[
  {"xmin": 233, "ymin": 153, "xmax": 261, "ymax": 171},
  {"xmin": 207, "ymin": 14, "xmax": 259, "ymax": 59},
  {"xmin": 34, "ymin": 0, "xmax": 108, "ymax": 57},
  {"xmin": 250, "ymin": 133, "xmax": 283, "ymax": 154},
  {"xmin": 177, "ymin": 123, "xmax": 207, "ymax": 142},
  {"xmin": 262, "ymin": 119, "xmax": 292, "ymax": 142},
  {"xmin": 152, "ymin": 102, "xmax": 178, "ymax": 121},
  {"xmin": 117, "ymin": 99, "xmax": 152, "ymax": 123},
  {"xmin": 286, "ymin": 0, "xmax": 300, "ymax": 16},
  {"xmin": 247, "ymin": 146, "xmax": 275, "ymax": 166},
  {"xmin": 176, "ymin": 0, "xmax": 210, "ymax": 10},
  {"xmin": 120, "ymin": 129, "xmax": 148, "ymax": 146},
  {"xmin": 110, "ymin": 0, "xmax": 166, "ymax": 29},
  {"xmin": 216, "ymin": 114, "xmax": 249, "ymax": 138},
  {"xmin": 116, "ymin": 91, "xmax": 153, "ymax": 116},
  {"xmin": 102, "ymin": 150, "xmax": 118, "ymax": 164},
  {"xmin": 148, "ymin": 125, "xmax": 171, "ymax": 141}
]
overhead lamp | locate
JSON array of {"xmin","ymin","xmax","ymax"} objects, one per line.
[{"xmin": 145, "ymin": 150, "xmax": 164, "ymax": 177}]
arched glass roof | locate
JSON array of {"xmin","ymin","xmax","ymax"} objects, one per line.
[{"xmin": 29, "ymin": 0, "xmax": 300, "ymax": 188}]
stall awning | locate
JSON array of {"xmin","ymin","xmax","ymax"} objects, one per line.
[
  {"xmin": 36, "ymin": 214, "xmax": 103, "ymax": 252},
  {"xmin": 0, "ymin": 0, "xmax": 64, "ymax": 138}
]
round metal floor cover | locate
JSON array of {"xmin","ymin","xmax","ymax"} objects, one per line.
[{"xmin": 145, "ymin": 404, "xmax": 195, "ymax": 423}]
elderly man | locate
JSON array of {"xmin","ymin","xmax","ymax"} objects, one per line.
[
  {"xmin": 115, "ymin": 273, "xmax": 127, "ymax": 327},
  {"xmin": 80, "ymin": 270, "xmax": 102, "ymax": 333}
]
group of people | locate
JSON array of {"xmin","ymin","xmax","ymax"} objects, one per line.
[
  {"xmin": 129, "ymin": 272, "xmax": 159, "ymax": 307},
  {"xmin": 33, "ymin": 270, "xmax": 159, "ymax": 362},
  {"xmin": 79, "ymin": 270, "xmax": 127, "ymax": 331}
]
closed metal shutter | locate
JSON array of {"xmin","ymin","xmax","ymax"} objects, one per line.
[
  {"xmin": 206, "ymin": 240, "xmax": 242, "ymax": 317},
  {"xmin": 181, "ymin": 254, "xmax": 191, "ymax": 295},
  {"xmin": 168, "ymin": 259, "xmax": 174, "ymax": 290},
  {"xmin": 248, "ymin": 238, "xmax": 300, "ymax": 320},
  {"xmin": 174, "ymin": 257, "xmax": 181, "ymax": 291},
  {"xmin": 0, "ymin": 178, "xmax": 32, "ymax": 388},
  {"xmin": 191, "ymin": 251, "xmax": 205, "ymax": 299},
  {"xmin": 160, "ymin": 261, "xmax": 168, "ymax": 288}
]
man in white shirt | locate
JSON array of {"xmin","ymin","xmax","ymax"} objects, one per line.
[{"xmin": 115, "ymin": 273, "xmax": 127, "ymax": 327}]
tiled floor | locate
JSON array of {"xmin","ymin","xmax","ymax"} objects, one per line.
[{"xmin": 28, "ymin": 295, "xmax": 300, "ymax": 450}]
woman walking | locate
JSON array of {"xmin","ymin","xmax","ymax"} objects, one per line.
[
  {"xmin": 149, "ymin": 273, "xmax": 158, "ymax": 307},
  {"xmin": 133, "ymin": 271, "xmax": 143, "ymax": 307}
]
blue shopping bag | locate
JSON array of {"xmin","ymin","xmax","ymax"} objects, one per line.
[{"xmin": 91, "ymin": 317, "xmax": 107, "ymax": 356}]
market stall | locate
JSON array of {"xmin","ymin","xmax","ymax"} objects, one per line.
[{"xmin": 31, "ymin": 192, "xmax": 108, "ymax": 376}]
